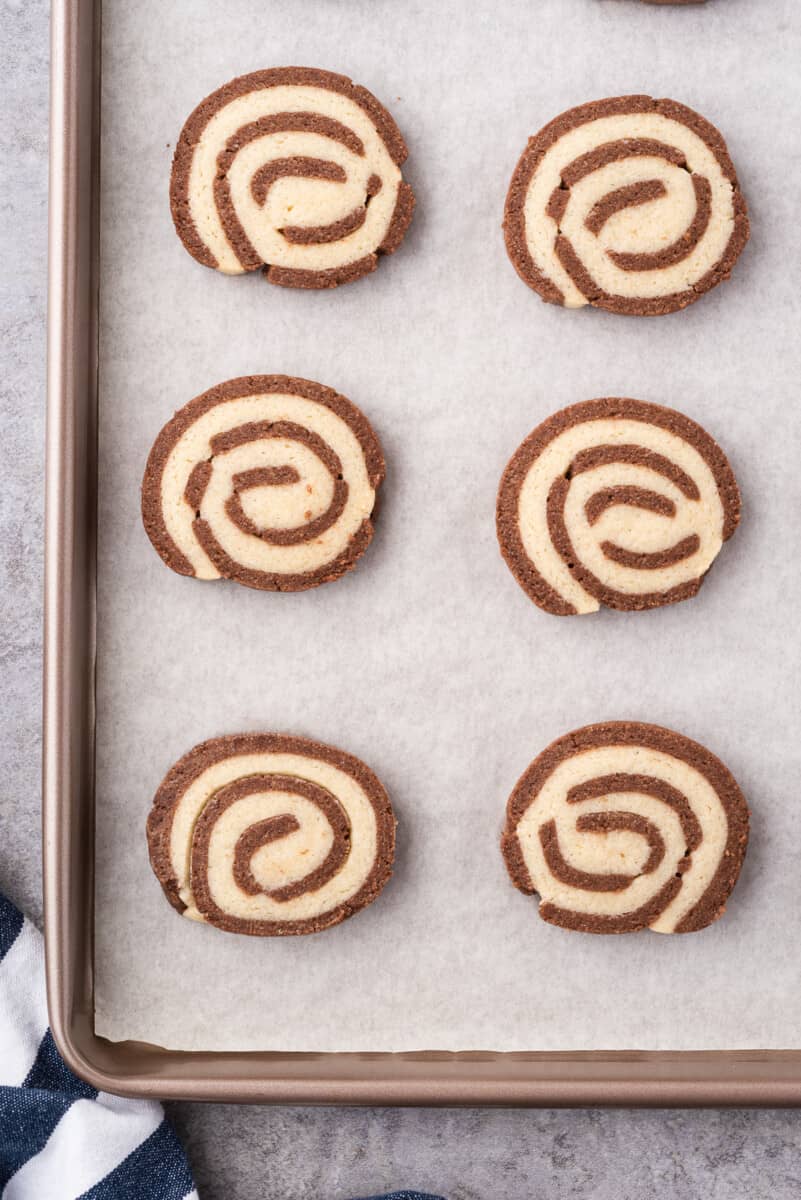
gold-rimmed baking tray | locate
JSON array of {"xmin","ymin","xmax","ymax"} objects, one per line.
[{"xmin": 44, "ymin": 0, "xmax": 801, "ymax": 1103}]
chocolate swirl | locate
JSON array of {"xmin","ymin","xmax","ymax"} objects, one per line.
[
  {"xmin": 147, "ymin": 733, "xmax": 396, "ymax": 936},
  {"xmin": 142, "ymin": 375, "xmax": 385, "ymax": 592},
  {"xmin": 501, "ymin": 722, "xmax": 749, "ymax": 934},
  {"xmin": 496, "ymin": 397, "xmax": 740, "ymax": 615},
  {"xmin": 504, "ymin": 95, "xmax": 749, "ymax": 315},
  {"xmin": 170, "ymin": 67, "xmax": 415, "ymax": 289}
]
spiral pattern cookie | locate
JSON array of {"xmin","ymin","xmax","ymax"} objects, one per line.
[
  {"xmin": 504, "ymin": 95, "xmax": 749, "ymax": 315},
  {"xmin": 142, "ymin": 375, "xmax": 384, "ymax": 592},
  {"xmin": 502, "ymin": 722, "xmax": 749, "ymax": 935},
  {"xmin": 147, "ymin": 733, "xmax": 396, "ymax": 936},
  {"xmin": 170, "ymin": 67, "xmax": 415, "ymax": 288},
  {"xmin": 496, "ymin": 398, "xmax": 740, "ymax": 616}
]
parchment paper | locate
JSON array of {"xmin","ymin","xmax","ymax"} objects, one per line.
[{"xmin": 94, "ymin": 0, "xmax": 801, "ymax": 1052}]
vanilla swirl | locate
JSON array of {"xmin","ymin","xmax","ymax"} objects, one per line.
[
  {"xmin": 147, "ymin": 734, "xmax": 396, "ymax": 936},
  {"xmin": 142, "ymin": 375, "xmax": 384, "ymax": 592},
  {"xmin": 504, "ymin": 95, "xmax": 748, "ymax": 314},
  {"xmin": 501, "ymin": 722, "xmax": 749, "ymax": 935},
  {"xmin": 170, "ymin": 67, "xmax": 415, "ymax": 288},
  {"xmin": 496, "ymin": 398, "xmax": 740, "ymax": 615}
]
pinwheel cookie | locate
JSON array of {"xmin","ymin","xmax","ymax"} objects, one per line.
[
  {"xmin": 147, "ymin": 733, "xmax": 396, "ymax": 936},
  {"xmin": 142, "ymin": 375, "xmax": 384, "ymax": 592},
  {"xmin": 504, "ymin": 95, "xmax": 749, "ymax": 315},
  {"xmin": 496, "ymin": 397, "xmax": 740, "ymax": 615},
  {"xmin": 170, "ymin": 67, "xmax": 415, "ymax": 288},
  {"xmin": 501, "ymin": 722, "xmax": 749, "ymax": 935}
]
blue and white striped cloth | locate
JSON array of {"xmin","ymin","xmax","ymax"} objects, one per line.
[
  {"xmin": 0, "ymin": 891, "xmax": 446, "ymax": 1200},
  {"xmin": 0, "ymin": 893, "xmax": 197, "ymax": 1200}
]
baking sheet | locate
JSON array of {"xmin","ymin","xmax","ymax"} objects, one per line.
[{"xmin": 94, "ymin": 0, "xmax": 801, "ymax": 1052}]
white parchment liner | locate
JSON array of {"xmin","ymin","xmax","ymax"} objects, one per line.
[{"xmin": 95, "ymin": 0, "xmax": 801, "ymax": 1051}]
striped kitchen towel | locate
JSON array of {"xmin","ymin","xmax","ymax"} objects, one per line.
[{"xmin": 0, "ymin": 893, "xmax": 197, "ymax": 1200}]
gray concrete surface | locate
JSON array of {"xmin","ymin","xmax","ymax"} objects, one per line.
[{"xmin": 2, "ymin": 2, "xmax": 799, "ymax": 1197}]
